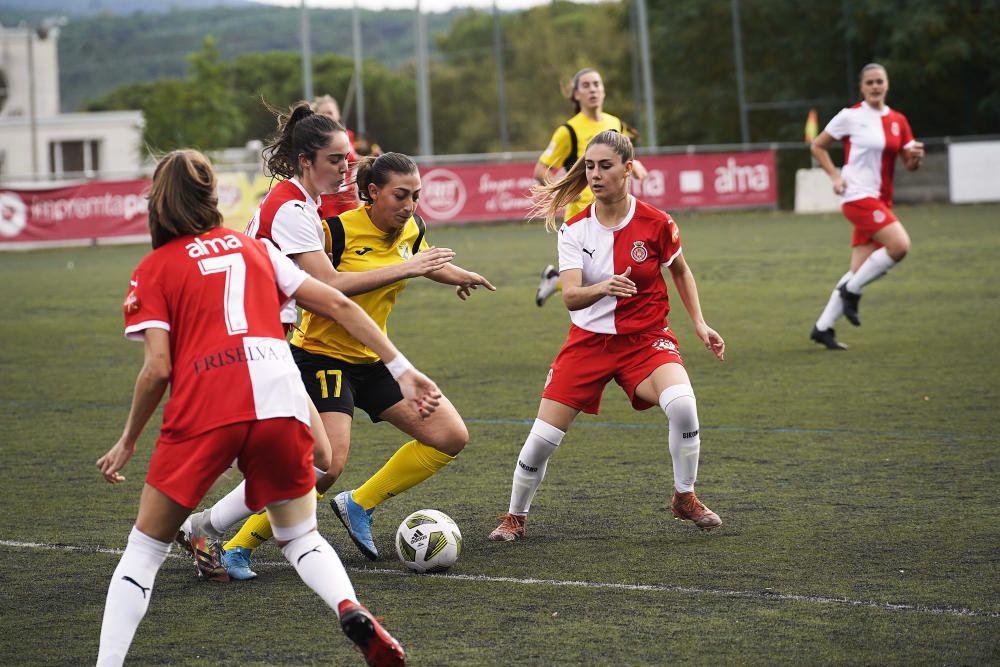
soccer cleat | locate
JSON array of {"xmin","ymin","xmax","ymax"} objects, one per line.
[
  {"xmin": 838, "ymin": 284, "xmax": 862, "ymax": 326},
  {"xmin": 221, "ymin": 546, "xmax": 258, "ymax": 581},
  {"xmin": 671, "ymin": 490, "xmax": 722, "ymax": 531},
  {"xmin": 535, "ymin": 264, "xmax": 560, "ymax": 307},
  {"xmin": 338, "ymin": 600, "xmax": 406, "ymax": 666},
  {"xmin": 810, "ymin": 325, "xmax": 848, "ymax": 350},
  {"xmin": 331, "ymin": 491, "xmax": 379, "ymax": 560},
  {"xmin": 187, "ymin": 535, "xmax": 231, "ymax": 582},
  {"xmin": 488, "ymin": 513, "xmax": 527, "ymax": 542}
]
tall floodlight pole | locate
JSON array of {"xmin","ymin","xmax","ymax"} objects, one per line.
[
  {"xmin": 730, "ymin": 0, "xmax": 750, "ymax": 145},
  {"xmin": 352, "ymin": 0, "xmax": 366, "ymax": 134},
  {"xmin": 415, "ymin": 0, "xmax": 433, "ymax": 157},
  {"xmin": 634, "ymin": 0, "xmax": 657, "ymax": 148},
  {"xmin": 300, "ymin": 0, "xmax": 313, "ymax": 101},
  {"xmin": 628, "ymin": 0, "xmax": 643, "ymax": 139},
  {"xmin": 25, "ymin": 27, "xmax": 38, "ymax": 178},
  {"xmin": 492, "ymin": 0, "xmax": 509, "ymax": 152}
]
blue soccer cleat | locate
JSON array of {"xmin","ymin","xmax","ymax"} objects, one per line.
[
  {"xmin": 221, "ymin": 546, "xmax": 257, "ymax": 581},
  {"xmin": 331, "ymin": 490, "xmax": 378, "ymax": 560}
]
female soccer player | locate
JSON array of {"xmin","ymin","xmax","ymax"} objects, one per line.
[
  {"xmin": 490, "ymin": 130, "xmax": 724, "ymax": 542},
  {"xmin": 809, "ymin": 63, "xmax": 924, "ymax": 350},
  {"xmin": 534, "ymin": 67, "xmax": 647, "ymax": 306},
  {"xmin": 181, "ymin": 103, "xmax": 454, "ymax": 580},
  {"xmin": 314, "ymin": 152, "xmax": 495, "ymax": 560},
  {"xmin": 95, "ymin": 149, "xmax": 429, "ymax": 666},
  {"xmin": 207, "ymin": 150, "xmax": 495, "ymax": 573}
]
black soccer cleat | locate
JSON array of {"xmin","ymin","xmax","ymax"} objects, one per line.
[
  {"xmin": 810, "ymin": 325, "xmax": 848, "ymax": 350},
  {"xmin": 838, "ymin": 285, "xmax": 862, "ymax": 326}
]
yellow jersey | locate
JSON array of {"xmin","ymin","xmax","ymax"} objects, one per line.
[
  {"xmin": 538, "ymin": 111, "xmax": 624, "ymax": 219},
  {"xmin": 290, "ymin": 205, "xmax": 428, "ymax": 364}
]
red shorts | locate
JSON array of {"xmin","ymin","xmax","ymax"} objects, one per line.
[
  {"xmin": 146, "ymin": 417, "xmax": 315, "ymax": 511},
  {"xmin": 842, "ymin": 197, "xmax": 898, "ymax": 247},
  {"xmin": 542, "ymin": 324, "xmax": 684, "ymax": 415}
]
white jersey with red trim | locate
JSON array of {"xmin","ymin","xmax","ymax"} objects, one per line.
[
  {"xmin": 122, "ymin": 228, "xmax": 311, "ymax": 442},
  {"xmin": 557, "ymin": 197, "xmax": 682, "ymax": 335},
  {"xmin": 824, "ymin": 102, "xmax": 916, "ymax": 205},
  {"xmin": 245, "ymin": 178, "xmax": 325, "ymax": 323}
]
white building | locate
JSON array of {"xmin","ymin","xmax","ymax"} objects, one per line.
[{"xmin": 0, "ymin": 22, "xmax": 144, "ymax": 183}]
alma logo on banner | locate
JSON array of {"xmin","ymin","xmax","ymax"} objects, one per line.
[
  {"xmin": 419, "ymin": 169, "xmax": 467, "ymax": 220},
  {"xmin": 714, "ymin": 157, "xmax": 770, "ymax": 193}
]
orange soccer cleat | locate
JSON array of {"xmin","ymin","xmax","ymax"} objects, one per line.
[
  {"xmin": 488, "ymin": 513, "xmax": 527, "ymax": 542},
  {"xmin": 671, "ymin": 490, "xmax": 722, "ymax": 531}
]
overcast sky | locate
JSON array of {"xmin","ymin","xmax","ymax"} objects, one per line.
[{"xmin": 254, "ymin": 0, "xmax": 609, "ymax": 13}]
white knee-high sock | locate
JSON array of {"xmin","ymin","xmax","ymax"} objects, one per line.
[
  {"xmin": 96, "ymin": 527, "xmax": 171, "ymax": 667},
  {"xmin": 845, "ymin": 247, "xmax": 896, "ymax": 293},
  {"xmin": 509, "ymin": 418, "xmax": 565, "ymax": 515},
  {"xmin": 280, "ymin": 531, "xmax": 357, "ymax": 616},
  {"xmin": 208, "ymin": 480, "xmax": 254, "ymax": 535},
  {"xmin": 659, "ymin": 385, "xmax": 700, "ymax": 493},
  {"xmin": 816, "ymin": 271, "xmax": 853, "ymax": 331}
]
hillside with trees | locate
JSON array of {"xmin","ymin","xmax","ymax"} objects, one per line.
[{"xmin": 23, "ymin": 0, "xmax": 999, "ymax": 156}]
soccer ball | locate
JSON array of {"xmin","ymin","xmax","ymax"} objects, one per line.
[{"xmin": 395, "ymin": 509, "xmax": 462, "ymax": 573}]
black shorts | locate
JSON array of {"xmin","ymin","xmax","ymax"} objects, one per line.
[{"xmin": 291, "ymin": 346, "xmax": 404, "ymax": 423}]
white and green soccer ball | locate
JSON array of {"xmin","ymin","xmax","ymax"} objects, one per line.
[{"xmin": 395, "ymin": 509, "xmax": 462, "ymax": 573}]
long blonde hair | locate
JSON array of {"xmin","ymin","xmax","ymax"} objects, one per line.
[{"xmin": 530, "ymin": 129, "xmax": 634, "ymax": 232}]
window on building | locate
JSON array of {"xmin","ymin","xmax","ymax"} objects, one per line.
[
  {"xmin": 0, "ymin": 69, "xmax": 8, "ymax": 114},
  {"xmin": 48, "ymin": 139, "xmax": 101, "ymax": 177}
]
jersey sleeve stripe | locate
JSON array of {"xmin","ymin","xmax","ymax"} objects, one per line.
[
  {"xmin": 661, "ymin": 246, "xmax": 682, "ymax": 267},
  {"xmin": 124, "ymin": 320, "xmax": 170, "ymax": 341}
]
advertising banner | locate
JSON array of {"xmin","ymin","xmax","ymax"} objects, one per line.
[
  {"xmin": 0, "ymin": 179, "xmax": 150, "ymax": 248},
  {"xmin": 416, "ymin": 150, "xmax": 777, "ymax": 224}
]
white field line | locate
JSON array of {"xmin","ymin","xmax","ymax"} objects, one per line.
[{"xmin": 3, "ymin": 539, "xmax": 997, "ymax": 619}]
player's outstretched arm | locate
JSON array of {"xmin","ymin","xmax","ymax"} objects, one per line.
[
  {"xmin": 292, "ymin": 276, "xmax": 441, "ymax": 416},
  {"xmin": 294, "ymin": 246, "xmax": 454, "ymax": 298},
  {"xmin": 425, "ymin": 263, "xmax": 497, "ymax": 300},
  {"xmin": 96, "ymin": 328, "xmax": 171, "ymax": 484}
]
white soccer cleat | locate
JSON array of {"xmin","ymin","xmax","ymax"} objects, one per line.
[{"xmin": 535, "ymin": 265, "xmax": 560, "ymax": 307}]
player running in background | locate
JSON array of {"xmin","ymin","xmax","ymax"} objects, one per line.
[
  {"xmin": 533, "ymin": 67, "xmax": 647, "ymax": 306},
  {"xmin": 95, "ymin": 149, "xmax": 425, "ymax": 666},
  {"xmin": 490, "ymin": 131, "xmax": 724, "ymax": 542},
  {"xmin": 809, "ymin": 63, "xmax": 924, "ymax": 350}
]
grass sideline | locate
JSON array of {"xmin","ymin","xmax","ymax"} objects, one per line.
[{"xmin": 1, "ymin": 203, "xmax": 998, "ymax": 665}]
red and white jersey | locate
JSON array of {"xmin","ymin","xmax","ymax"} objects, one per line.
[
  {"xmin": 558, "ymin": 197, "xmax": 682, "ymax": 335},
  {"xmin": 122, "ymin": 228, "xmax": 311, "ymax": 443},
  {"xmin": 245, "ymin": 178, "xmax": 325, "ymax": 323},
  {"xmin": 824, "ymin": 102, "xmax": 916, "ymax": 205}
]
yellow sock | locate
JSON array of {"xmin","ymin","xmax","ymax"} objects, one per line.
[
  {"xmin": 223, "ymin": 511, "xmax": 273, "ymax": 552},
  {"xmin": 352, "ymin": 440, "xmax": 455, "ymax": 510}
]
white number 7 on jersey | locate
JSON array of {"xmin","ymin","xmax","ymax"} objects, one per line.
[{"xmin": 198, "ymin": 253, "xmax": 249, "ymax": 335}]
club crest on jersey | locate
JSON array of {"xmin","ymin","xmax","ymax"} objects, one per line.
[
  {"xmin": 123, "ymin": 290, "xmax": 141, "ymax": 315},
  {"xmin": 544, "ymin": 368, "xmax": 553, "ymax": 388},
  {"xmin": 630, "ymin": 240, "xmax": 649, "ymax": 262},
  {"xmin": 397, "ymin": 241, "xmax": 411, "ymax": 259},
  {"xmin": 873, "ymin": 209, "xmax": 886, "ymax": 224},
  {"xmin": 652, "ymin": 338, "xmax": 677, "ymax": 352},
  {"xmin": 890, "ymin": 121, "xmax": 900, "ymax": 136}
]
